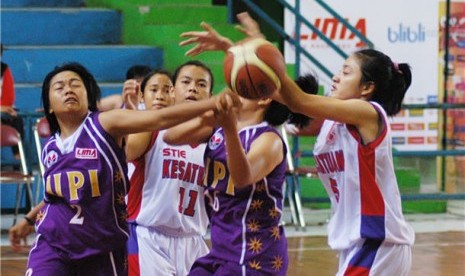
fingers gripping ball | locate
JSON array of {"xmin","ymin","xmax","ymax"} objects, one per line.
[{"xmin": 223, "ymin": 38, "xmax": 285, "ymax": 99}]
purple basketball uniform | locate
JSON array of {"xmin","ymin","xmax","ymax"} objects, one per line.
[
  {"xmin": 34, "ymin": 112, "xmax": 129, "ymax": 260},
  {"xmin": 201, "ymin": 122, "xmax": 288, "ymax": 275}
]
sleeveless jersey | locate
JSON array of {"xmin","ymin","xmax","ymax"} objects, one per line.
[
  {"xmin": 204, "ymin": 122, "xmax": 289, "ymax": 274},
  {"xmin": 37, "ymin": 112, "xmax": 129, "ymax": 259},
  {"xmin": 313, "ymin": 102, "xmax": 415, "ymax": 250},
  {"xmin": 127, "ymin": 129, "xmax": 209, "ymax": 237}
]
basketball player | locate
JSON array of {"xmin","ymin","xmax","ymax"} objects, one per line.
[
  {"xmin": 179, "ymin": 12, "xmax": 415, "ymax": 275},
  {"xmin": 125, "ymin": 61, "xmax": 214, "ymax": 275},
  {"xmin": 10, "ymin": 62, "xmax": 228, "ymax": 275},
  {"xmin": 163, "ymin": 74, "xmax": 317, "ymax": 275}
]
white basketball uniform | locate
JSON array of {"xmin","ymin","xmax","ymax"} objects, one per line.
[
  {"xmin": 313, "ymin": 102, "xmax": 415, "ymax": 275},
  {"xmin": 127, "ymin": 129, "xmax": 209, "ymax": 276}
]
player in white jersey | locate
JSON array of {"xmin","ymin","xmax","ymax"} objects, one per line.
[
  {"xmin": 125, "ymin": 61, "xmax": 213, "ymax": 275},
  {"xmin": 278, "ymin": 50, "xmax": 415, "ymax": 275}
]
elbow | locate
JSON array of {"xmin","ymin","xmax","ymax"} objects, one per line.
[{"xmin": 231, "ymin": 174, "xmax": 253, "ymax": 189}]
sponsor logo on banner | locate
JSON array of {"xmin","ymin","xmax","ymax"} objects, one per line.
[
  {"xmin": 409, "ymin": 109, "xmax": 424, "ymax": 117},
  {"xmin": 408, "ymin": 123, "xmax": 425, "ymax": 131},
  {"xmin": 392, "ymin": 137, "xmax": 406, "ymax": 145},
  {"xmin": 428, "ymin": 122, "xmax": 438, "ymax": 130},
  {"xmin": 388, "ymin": 23, "xmax": 426, "ymax": 43},
  {"xmin": 408, "ymin": 137, "xmax": 425, "ymax": 144},
  {"xmin": 295, "ymin": 17, "xmax": 367, "ymax": 48},
  {"xmin": 427, "ymin": 136, "xmax": 438, "ymax": 144},
  {"xmin": 75, "ymin": 148, "xmax": 98, "ymax": 159},
  {"xmin": 391, "ymin": 123, "xmax": 406, "ymax": 131}
]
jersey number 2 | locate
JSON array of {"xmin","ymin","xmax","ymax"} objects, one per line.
[
  {"xmin": 178, "ymin": 187, "xmax": 197, "ymax": 217},
  {"xmin": 70, "ymin": 204, "xmax": 84, "ymax": 225}
]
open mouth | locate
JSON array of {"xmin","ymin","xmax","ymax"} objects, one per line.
[
  {"xmin": 185, "ymin": 96, "xmax": 197, "ymax": 101},
  {"xmin": 64, "ymin": 97, "xmax": 78, "ymax": 104}
]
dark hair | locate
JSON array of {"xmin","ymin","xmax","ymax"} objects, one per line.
[
  {"xmin": 353, "ymin": 49, "xmax": 412, "ymax": 116},
  {"xmin": 172, "ymin": 60, "xmax": 214, "ymax": 93},
  {"xmin": 264, "ymin": 74, "xmax": 319, "ymax": 127},
  {"xmin": 42, "ymin": 62, "xmax": 101, "ymax": 134},
  {"xmin": 140, "ymin": 69, "xmax": 172, "ymax": 93},
  {"xmin": 126, "ymin": 65, "xmax": 152, "ymax": 80}
]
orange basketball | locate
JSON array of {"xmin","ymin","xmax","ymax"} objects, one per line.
[{"xmin": 223, "ymin": 38, "xmax": 286, "ymax": 99}]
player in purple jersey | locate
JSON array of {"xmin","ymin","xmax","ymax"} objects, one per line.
[
  {"xmin": 164, "ymin": 78, "xmax": 316, "ymax": 275},
  {"xmin": 179, "ymin": 13, "xmax": 415, "ymax": 275},
  {"xmin": 8, "ymin": 62, "xmax": 232, "ymax": 276}
]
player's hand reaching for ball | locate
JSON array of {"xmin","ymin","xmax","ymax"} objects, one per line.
[
  {"xmin": 180, "ymin": 22, "xmax": 234, "ymax": 56},
  {"xmin": 235, "ymin": 12, "xmax": 264, "ymax": 40},
  {"xmin": 214, "ymin": 89, "xmax": 240, "ymax": 129}
]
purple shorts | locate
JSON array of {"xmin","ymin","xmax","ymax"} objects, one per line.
[
  {"xmin": 26, "ymin": 234, "xmax": 127, "ymax": 276},
  {"xmin": 189, "ymin": 253, "xmax": 288, "ymax": 276}
]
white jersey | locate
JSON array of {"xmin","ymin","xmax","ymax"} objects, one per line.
[
  {"xmin": 313, "ymin": 102, "xmax": 415, "ymax": 250},
  {"xmin": 126, "ymin": 129, "xmax": 209, "ymax": 237}
]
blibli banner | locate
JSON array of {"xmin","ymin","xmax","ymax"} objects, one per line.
[{"xmin": 284, "ymin": 0, "xmax": 439, "ymax": 150}]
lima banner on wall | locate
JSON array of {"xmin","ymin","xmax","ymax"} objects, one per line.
[{"xmin": 284, "ymin": 0, "xmax": 439, "ymax": 150}]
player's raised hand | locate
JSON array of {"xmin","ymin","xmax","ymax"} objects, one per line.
[
  {"xmin": 180, "ymin": 22, "xmax": 234, "ymax": 56},
  {"xmin": 235, "ymin": 12, "xmax": 265, "ymax": 39},
  {"xmin": 122, "ymin": 79, "xmax": 140, "ymax": 110}
]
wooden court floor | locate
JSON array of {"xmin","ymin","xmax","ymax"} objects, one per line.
[{"xmin": 1, "ymin": 232, "xmax": 464, "ymax": 275}]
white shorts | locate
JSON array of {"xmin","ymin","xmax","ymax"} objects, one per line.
[
  {"xmin": 337, "ymin": 240, "xmax": 412, "ymax": 276},
  {"xmin": 134, "ymin": 225, "xmax": 209, "ymax": 276}
]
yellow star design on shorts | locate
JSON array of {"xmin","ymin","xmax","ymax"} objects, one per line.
[
  {"xmin": 114, "ymin": 171, "xmax": 123, "ymax": 183},
  {"xmin": 270, "ymin": 226, "xmax": 280, "ymax": 240},
  {"xmin": 255, "ymin": 182, "xmax": 266, "ymax": 192},
  {"xmin": 119, "ymin": 211, "xmax": 128, "ymax": 221},
  {"xmin": 271, "ymin": 255, "xmax": 284, "ymax": 271},
  {"xmin": 268, "ymin": 208, "xmax": 280, "ymax": 219},
  {"xmin": 247, "ymin": 219, "xmax": 261, "ymax": 232},
  {"xmin": 36, "ymin": 210, "xmax": 46, "ymax": 223},
  {"xmin": 248, "ymin": 237, "xmax": 263, "ymax": 254},
  {"xmin": 249, "ymin": 259, "xmax": 262, "ymax": 270},
  {"xmin": 117, "ymin": 193, "xmax": 125, "ymax": 205},
  {"xmin": 250, "ymin": 199, "xmax": 264, "ymax": 211}
]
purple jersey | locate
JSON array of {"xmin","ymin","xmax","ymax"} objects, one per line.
[
  {"xmin": 36, "ymin": 112, "xmax": 129, "ymax": 260},
  {"xmin": 204, "ymin": 122, "xmax": 288, "ymax": 274}
]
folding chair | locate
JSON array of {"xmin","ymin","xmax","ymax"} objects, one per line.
[
  {"xmin": 281, "ymin": 125, "xmax": 307, "ymax": 230},
  {"xmin": 0, "ymin": 124, "xmax": 35, "ymax": 225},
  {"xmin": 281, "ymin": 123, "xmax": 322, "ymax": 230},
  {"xmin": 32, "ymin": 117, "xmax": 51, "ymax": 204}
]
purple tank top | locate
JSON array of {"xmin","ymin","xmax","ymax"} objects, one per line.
[
  {"xmin": 204, "ymin": 122, "xmax": 289, "ymax": 274},
  {"xmin": 37, "ymin": 112, "xmax": 129, "ymax": 259}
]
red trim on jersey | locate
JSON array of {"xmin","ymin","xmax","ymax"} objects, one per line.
[
  {"xmin": 346, "ymin": 104, "xmax": 387, "ymax": 217},
  {"xmin": 344, "ymin": 265, "xmax": 369, "ymax": 276},
  {"xmin": 127, "ymin": 131, "xmax": 159, "ymax": 221}
]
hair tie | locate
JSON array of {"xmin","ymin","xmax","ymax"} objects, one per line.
[{"xmin": 392, "ymin": 62, "xmax": 402, "ymax": 74}]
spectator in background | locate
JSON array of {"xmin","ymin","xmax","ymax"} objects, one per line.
[
  {"xmin": 1, "ymin": 43, "xmax": 24, "ymax": 159},
  {"xmin": 98, "ymin": 65, "xmax": 152, "ymax": 111}
]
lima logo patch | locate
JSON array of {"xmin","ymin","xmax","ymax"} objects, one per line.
[
  {"xmin": 76, "ymin": 148, "xmax": 98, "ymax": 159},
  {"xmin": 208, "ymin": 132, "xmax": 223, "ymax": 150},
  {"xmin": 45, "ymin": 150, "xmax": 58, "ymax": 168}
]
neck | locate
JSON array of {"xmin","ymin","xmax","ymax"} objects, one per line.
[
  {"xmin": 236, "ymin": 109, "xmax": 265, "ymax": 130},
  {"xmin": 57, "ymin": 112, "xmax": 87, "ymax": 139}
]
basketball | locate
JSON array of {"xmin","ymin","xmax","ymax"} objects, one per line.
[{"xmin": 223, "ymin": 38, "xmax": 285, "ymax": 99}]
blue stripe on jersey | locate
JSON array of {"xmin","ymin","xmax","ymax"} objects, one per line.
[
  {"xmin": 347, "ymin": 239, "xmax": 382, "ymax": 273},
  {"xmin": 361, "ymin": 215, "xmax": 385, "ymax": 240}
]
